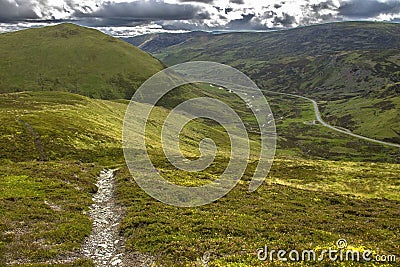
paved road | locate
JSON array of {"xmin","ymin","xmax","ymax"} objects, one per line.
[{"xmin": 265, "ymin": 90, "xmax": 400, "ymax": 149}]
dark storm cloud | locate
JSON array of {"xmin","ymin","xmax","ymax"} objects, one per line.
[
  {"xmin": 225, "ymin": 13, "xmax": 272, "ymax": 30},
  {"xmin": 75, "ymin": 0, "xmax": 208, "ymax": 21},
  {"xmin": 261, "ymin": 10, "xmax": 277, "ymax": 19},
  {"xmin": 339, "ymin": 0, "xmax": 400, "ymax": 18},
  {"xmin": 225, "ymin": 13, "xmax": 254, "ymax": 29},
  {"xmin": 0, "ymin": 0, "xmax": 39, "ymax": 22},
  {"xmin": 299, "ymin": 0, "xmax": 337, "ymax": 25},
  {"xmin": 3, "ymin": 0, "xmax": 400, "ymax": 35},
  {"xmin": 225, "ymin": 6, "xmax": 233, "ymax": 14},
  {"xmin": 179, "ymin": 0, "xmax": 214, "ymax": 4},
  {"xmin": 214, "ymin": 6, "xmax": 223, "ymax": 12},
  {"xmin": 230, "ymin": 0, "xmax": 244, "ymax": 4},
  {"xmin": 78, "ymin": 17, "xmax": 150, "ymax": 27},
  {"xmin": 273, "ymin": 12, "xmax": 296, "ymax": 26},
  {"xmin": 310, "ymin": 0, "xmax": 337, "ymax": 12}
]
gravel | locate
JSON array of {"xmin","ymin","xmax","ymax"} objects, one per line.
[
  {"xmin": 82, "ymin": 169, "xmax": 158, "ymax": 267},
  {"xmin": 82, "ymin": 169, "xmax": 124, "ymax": 267}
]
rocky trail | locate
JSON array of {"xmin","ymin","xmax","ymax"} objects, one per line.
[
  {"xmin": 82, "ymin": 169, "xmax": 156, "ymax": 267},
  {"xmin": 82, "ymin": 169, "xmax": 124, "ymax": 266}
]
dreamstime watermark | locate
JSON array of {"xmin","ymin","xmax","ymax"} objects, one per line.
[
  {"xmin": 122, "ymin": 61, "xmax": 276, "ymax": 207},
  {"xmin": 257, "ymin": 239, "xmax": 397, "ymax": 263}
]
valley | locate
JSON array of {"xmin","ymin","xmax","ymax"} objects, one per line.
[
  {"xmin": 126, "ymin": 22, "xmax": 400, "ymax": 144},
  {"xmin": 0, "ymin": 22, "xmax": 399, "ymax": 266}
]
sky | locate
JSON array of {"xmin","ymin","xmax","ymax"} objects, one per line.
[{"xmin": 0, "ymin": 0, "xmax": 400, "ymax": 36}]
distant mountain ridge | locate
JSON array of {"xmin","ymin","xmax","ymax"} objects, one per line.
[
  {"xmin": 0, "ymin": 23, "xmax": 164, "ymax": 99},
  {"xmin": 124, "ymin": 21, "xmax": 400, "ymax": 98},
  {"xmin": 123, "ymin": 31, "xmax": 209, "ymax": 53},
  {"xmin": 124, "ymin": 21, "xmax": 400, "ymax": 143}
]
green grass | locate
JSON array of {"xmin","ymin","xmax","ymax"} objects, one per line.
[
  {"xmin": 0, "ymin": 23, "xmax": 164, "ymax": 99},
  {"xmin": 116, "ymin": 163, "xmax": 400, "ymax": 266},
  {"xmin": 321, "ymin": 96, "xmax": 400, "ymax": 143},
  {"xmin": 0, "ymin": 91, "xmax": 125, "ymax": 164},
  {"xmin": 268, "ymin": 158, "xmax": 400, "ymax": 201},
  {"xmin": 0, "ymin": 161, "xmax": 100, "ymax": 266},
  {"xmin": 0, "ymin": 91, "xmax": 125, "ymax": 265},
  {"xmin": 116, "ymin": 86, "xmax": 399, "ymax": 266},
  {"xmin": 266, "ymin": 93, "xmax": 400, "ymax": 163},
  {"xmin": 0, "ymin": 88, "xmax": 256, "ymax": 264},
  {"xmin": 0, "ymin": 88, "xmax": 399, "ymax": 266},
  {"xmin": 1, "ymin": 21, "xmax": 399, "ymax": 266}
]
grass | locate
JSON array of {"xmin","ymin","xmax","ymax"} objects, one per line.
[
  {"xmin": 0, "ymin": 88, "xmax": 399, "ymax": 266},
  {"xmin": 265, "ymin": 93, "xmax": 400, "ymax": 163},
  {"xmin": 1, "ymin": 21, "xmax": 399, "ymax": 266},
  {"xmin": 117, "ymin": 85, "xmax": 399, "ymax": 266},
  {"xmin": 268, "ymin": 158, "xmax": 400, "ymax": 201},
  {"xmin": 115, "ymin": 163, "xmax": 400, "ymax": 266},
  {"xmin": 0, "ymin": 91, "xmax": 125, "ymax": 164},
  {"xmin": 320, "ymin": 96, "xmax": 400, "ymax": 144},
  {"xmin": 0, "ymin": 161, "xmax": 100, "ymax": 266},
  {"xmin": 0, "ymin": 91, "xmax": 125, "ymax": 265},
  {"xmin": 0, "ymin": 23, "xmax": 164, "ymax": 99}
]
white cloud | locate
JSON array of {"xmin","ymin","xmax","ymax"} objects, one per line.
[{"xmin": 0, "ymin": 0, "xmax": 400, "ymax": 36}]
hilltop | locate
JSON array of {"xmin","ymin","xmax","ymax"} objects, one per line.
[{"xmin": 0, "ymin": 23, "xmax": 164, "ymax": 99}]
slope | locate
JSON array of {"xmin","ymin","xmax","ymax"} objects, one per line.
[
  {"xmin": 1, "ymin": 89, "xmax": 399, "ymax": 266},
  {"xmin": 0, "ymin": 23, "xmax": 164, "ymax": 99}
]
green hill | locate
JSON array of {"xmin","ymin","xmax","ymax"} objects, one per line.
[
  {"xmin": 0, "ymin": 23, "xmax": 164, "ymax": 99},
  {"xmin": 127, "ymin": 21, "xmax": 400, "ymax": 143}
]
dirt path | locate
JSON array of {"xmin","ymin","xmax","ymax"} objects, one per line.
[{"xmin": 82, "ymin": 169, "xmax": 124, "ymax": 266}]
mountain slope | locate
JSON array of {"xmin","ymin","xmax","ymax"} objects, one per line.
[
  {"xmin": 123, "ymin": 31, "xmax": 209, "ymax": 53},
  {"xmin": 126, "ymin": 22, "xmax": 400, "ymax": 143},
  {"xmin": 0, "ymin": 23, "xmax": 164, "ymax": 99}
]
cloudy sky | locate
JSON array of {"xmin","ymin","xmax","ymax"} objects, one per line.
[{"xmin": 1, "ymin": 0, "xmax": 400, "ymax": 36}]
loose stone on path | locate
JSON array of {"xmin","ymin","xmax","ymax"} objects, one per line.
[{"xmin": 82, "ymin": 169, "xmax": 124, "ymax": 267}]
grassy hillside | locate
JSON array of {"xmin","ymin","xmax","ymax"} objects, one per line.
[
  {"xmin": 0, "ymin": 91, "xmax": 125, "ymax": 266},
  {"xmin": 0, "ymin": 23, "xmax": 164, "ymax": 99},
  {"xmin": 1, "ymin": 90, "xmax": 399, "ymax": 266},
  {"xmin": 0, "ymin": 88, "xmax": 257, "ymax": 265},
  {"xmin": 127, "ymin": 21, "xmax": 400, "ymax": 143}
]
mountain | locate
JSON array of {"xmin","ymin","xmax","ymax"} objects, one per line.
[
  {"xmin": 125, "ymin": 21, "xmax": 400, "ymax": 143},
  {"xmin": 127, "ymin": 22, "xmax": 400, "ymax": 98},
  {"xmin": 123, "ymin": 31, "xmax": 209, "ymax": 53},
  {"xmin": 0, "ymin": 23, "xmax": 164, "ymax": 99}
]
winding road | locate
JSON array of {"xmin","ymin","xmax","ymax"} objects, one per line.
[{"xmin": 264, "ymin": 90, "xmax": 400, "ymax": 149}]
